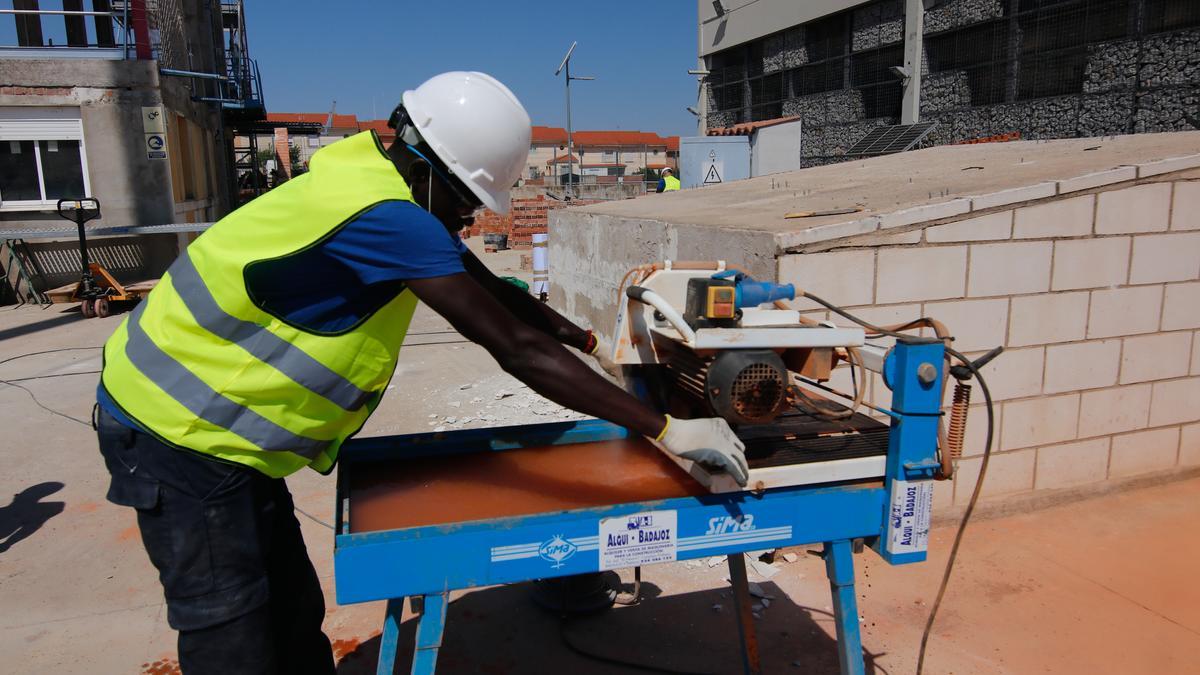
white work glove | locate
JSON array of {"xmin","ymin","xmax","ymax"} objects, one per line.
[
  {"xmin": 588, "ymin": 336, "xmax": 623, "ymax": 379},
  {"xmin": 655, "ymin": 415, "xmax": 750, "ymax": 487}
]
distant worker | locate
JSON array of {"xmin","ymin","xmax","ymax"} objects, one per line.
[
  {"xmin": 94, "ymin": 72, "xmax": 747, "ymax": 674},
  {"xmin": 656, "ymin": 166, "xmax": 680, "ymax": 193}
]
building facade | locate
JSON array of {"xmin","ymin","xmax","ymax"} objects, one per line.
[
  {"xmin": 699, "ymin": 0, "xmax": 1200, "ymax": 165},
  {"xmin": 1, "ymin": 0, "xmax": 261, "ymax": 299},
  {"xmin": 252, "ymin": 117, "xmax": 681, "ymax": 188},
  {"xmin": 529, "ymin": 126, "xmax": 679, "ymax": 184}
]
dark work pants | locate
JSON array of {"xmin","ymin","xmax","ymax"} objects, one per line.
[{"xmin": 95, "ymin": 406, "xmax": 335, "ymax": 675}]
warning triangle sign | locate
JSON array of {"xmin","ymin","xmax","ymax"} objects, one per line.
[{"xmin": 703, "ymin": 163, "xmax": 722, "ymax": 184}]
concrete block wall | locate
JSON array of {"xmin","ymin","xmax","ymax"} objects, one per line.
[{"xmin": 779, "ymin": 176, "xmax": 1200, "ymax": 508}]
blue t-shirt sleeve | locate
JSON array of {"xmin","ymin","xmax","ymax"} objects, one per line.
[{"xmin": 322, "ymin": 200, "xmax": 466, "ymax": 285}]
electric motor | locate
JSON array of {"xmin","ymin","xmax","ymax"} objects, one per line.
[{"xmin": 667, "ymin": 348, "xmax": 789, "ymax": 425}]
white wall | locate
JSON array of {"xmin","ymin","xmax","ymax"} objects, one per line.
[
  {"xmin": 699, "ymin": 0, "xmax": 867, "ymax": 56},
  {"xmin": 751, "ymin": 120, "xmax": 802, "ymax": 177}
]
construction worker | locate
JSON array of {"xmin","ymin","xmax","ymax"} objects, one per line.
[
  {"xmin": 93, "ymin": 72, "xmax": 747, "ymax": 675},
  {"xmin": 656, "ymin": 166, "xmax": 681, "ymax": 192}
]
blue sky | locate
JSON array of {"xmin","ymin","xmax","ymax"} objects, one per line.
[{"xmin": 245, "ymin": 0, "xmax": 701, "ymax": 136}]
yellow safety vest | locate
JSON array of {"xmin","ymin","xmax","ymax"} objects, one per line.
[
  {"xmin": 663, "ymin": 175, "xmax": 681, "ymax": 191},
  {"xmin": 101, "ymin": 131, "xmax": 419, "ymax": 478}
]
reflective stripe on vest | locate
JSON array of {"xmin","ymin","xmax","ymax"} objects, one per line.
[
  {"xmin": 122, "ymin": 301, "xmax": 329, "ymax": 460},
  {"xmin": 168, "ymin": 252, "xmax": 372, "ymax": 412},
  {"xmin": 101, "ymin": 131, "xmax": 419, "ymax": 478},
  {"xmin": 664, "ymin": 175, "xmax": 681, "ymax": 191}
]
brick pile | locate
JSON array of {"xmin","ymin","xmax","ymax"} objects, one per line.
[
  {"xmin": 469, "ymin": 209, "xmax": 512, "ymax": 236},
  {"xmin": 466, "ymin": 195, "xmax": 599, "ymax": 249}
]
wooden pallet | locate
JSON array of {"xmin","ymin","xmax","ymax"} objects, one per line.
[{"xmin": 45, "ymin": 263, "xmax": 158, "ymax": 308}]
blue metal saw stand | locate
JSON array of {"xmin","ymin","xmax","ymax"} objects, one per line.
[{"xmin": 334, "ymin": 339, "xmax": 945, "ymax": 674}]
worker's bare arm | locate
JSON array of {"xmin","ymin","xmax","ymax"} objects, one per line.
[
  {"xmin": 406, "ymin": 272, "xmax": 665, "ymax": 438},
  {"xmin": 460, "ymin": 249, "xmax": 590, "ymax": 350}
]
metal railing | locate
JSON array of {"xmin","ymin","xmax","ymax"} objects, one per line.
[
  {"xmin": 0, "ymin": 4, "xmax": 132, "ymax": 58},
  {"xmin": 162, "ymin": 54, "xmax": 264, "ymax": 111}
]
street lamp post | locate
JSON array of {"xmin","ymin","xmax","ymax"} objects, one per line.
[{"xmin": 556, "ymin": 41, "xmax": 594, "ymax": 200}]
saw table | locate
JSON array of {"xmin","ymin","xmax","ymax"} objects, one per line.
[{"xmin": 334, "ymin": 339, "xmax": 944, "ymax": 674}]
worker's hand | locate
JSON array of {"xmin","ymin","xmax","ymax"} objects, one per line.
[
  {"xmin": 654, "ymin": 416, "xmax": 749, "ymax": 487},
  {"xmin": 588, "ymin": 336, "xmax": 623, "ymax": 379}
]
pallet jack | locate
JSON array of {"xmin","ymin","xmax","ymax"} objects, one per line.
[{"xmin": 50, "ymin": 198, "xmax": 156, "ymax": 318}]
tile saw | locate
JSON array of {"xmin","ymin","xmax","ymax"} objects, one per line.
[{"xmin": 611, "ymin": 260, "xmax": 905, "ymax": 493}]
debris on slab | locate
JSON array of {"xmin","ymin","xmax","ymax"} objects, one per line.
[
  {"xmin": 747, "ymin": 582, "xmax": 775, "ymax": 601},
  {"xmin": 747, "ymin": 554, "xmax": 782, "ymax": 580}
]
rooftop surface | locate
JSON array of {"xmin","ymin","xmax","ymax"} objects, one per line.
[{"xmin": 580, "ymin": 132, "xmax": 1200, "ymax": 250}]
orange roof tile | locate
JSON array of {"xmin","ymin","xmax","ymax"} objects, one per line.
[
  {"xmin": 267, "ymin": 112, "xmax": 360, "ymax": 129},
  {"xmin": 546, "ymin": 153, "xmax": 581, "ymax": 165},
  {"xmin": 532, "ymin": 126, "xmax": 673, "ymax": 148},
  {"xmin": 532, "ymin": 125, "xmax": 568, "ymax": 144},
  {"xmin": 707, "ymin": 116, "xmax": 801, "ymax": 136},
  {"xmin": 358, "ymin": 119, "xmax": 393, "ymax": 135}
]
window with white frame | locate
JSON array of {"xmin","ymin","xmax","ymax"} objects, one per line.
[{"xmin": 0, "ymin": 108, "xmax": 91, "ymax": 209}]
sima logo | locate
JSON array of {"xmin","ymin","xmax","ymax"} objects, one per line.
[
  {"xmin": 705, "ymin": 515, "xmax": 755, "ymax": 536},
  {"xmin": 538, "ymin": 535, "xmax": 578, "ymax": 569}
]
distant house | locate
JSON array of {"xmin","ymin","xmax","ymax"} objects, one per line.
[{"xmin": 529, "ymin": 126, "xmax": 679, "ymax": 184}]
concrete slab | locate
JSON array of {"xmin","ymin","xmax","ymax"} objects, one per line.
[
  {"xmin": 3, "ymin": 240, "xmax": 1200, "ymax": 673},
  {"xmin": 572, "ymin": 133, "xmax": 1200, "ymax": 248}
]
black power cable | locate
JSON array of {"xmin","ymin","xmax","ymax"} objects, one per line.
[
  {"xmin": 0, "ymin": 346, "xmax": 104, "ymax": 427},
  {"xmin": 0, "ymin": 377, "xmax": 92, "ymax": 427},
  {"xmin": 915, "ymin": 347, "xmax": 994, "ymax": 674},
  {"xmin": 0, "ymin": 346, "xmax": 338, "ymax": 530},
  {"xmin": 797, "ymin": 292, "xmax": 998, "ymax": 674},
  {"xmin": 0, "ymin": 345, "xmax": 102, "ymax": 367}
]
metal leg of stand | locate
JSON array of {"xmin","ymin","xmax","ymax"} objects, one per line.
[
  {"xmin": 824, "ymin": 540, "xmax": 866, "ymax": 675},
  {"xmin": 727, "ymin": 553, "xmax": 763, "ymax": 675},
  {"xmin": 410, "ymin": 592, "xmax": 449, "ymax": 675},
  {"xmin": 376, "ymin": 597, "xmax": 404, "ymax": 675}
]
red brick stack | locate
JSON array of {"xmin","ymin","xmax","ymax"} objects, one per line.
[
  {"xmin": 469, "ymin": 209, "xmax": 512, "ymax": 236},
  {"xmin": 508, "ymin": 196, "xmax": 554, "ymax": 249},
  {"xmin": 463, "ymin": 195, "xmax": 598, "ymax": 249}
]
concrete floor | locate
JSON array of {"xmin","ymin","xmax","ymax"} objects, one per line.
[{"xmin": 2, "ymin": 242, "xmax": 1199, "ymax": 674}]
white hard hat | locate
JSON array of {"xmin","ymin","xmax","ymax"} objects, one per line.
[{"xmin": 402, "ymin": 72, "xmax": 531, "ymax": 215}]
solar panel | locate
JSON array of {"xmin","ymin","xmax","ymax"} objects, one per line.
[{"xmin": 844, "ymin": 122, "xmax": 938, "ymax": 157}]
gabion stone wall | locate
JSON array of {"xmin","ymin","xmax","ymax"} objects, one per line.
[{"xmin": 706, "ymin": 0, "xmax": 1200, "ymax": 167}]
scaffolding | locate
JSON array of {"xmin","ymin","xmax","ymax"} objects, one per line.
[{"xmin": 229, "ymin": 121, "xmax": 321, "ymax": 205}]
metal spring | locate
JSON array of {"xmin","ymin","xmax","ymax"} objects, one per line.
[{"xmin": 947, "ymin": 383, "xmax": 972, "ymax": 460}]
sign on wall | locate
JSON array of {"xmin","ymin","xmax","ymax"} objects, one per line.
[
  {"xmin": 141, "ymin": 106, "xmax": 168, "ymax": 160},
  {"xmin": 701, "ymin": 148, "xmax": 723, "ymax": 185}
]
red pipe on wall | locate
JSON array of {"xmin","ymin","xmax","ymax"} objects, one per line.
[{"xmin": 130, "ymin": 0, "xmax": 151, "ymax": 60}]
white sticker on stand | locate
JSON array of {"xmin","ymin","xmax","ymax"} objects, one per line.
[
  {"xmin": 887, "ymin": 480, "xmax": 932, "ymax": 555},
  {"xmin": 599, "ymin": 510, "xmax": 678, "ymax": 571}
]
